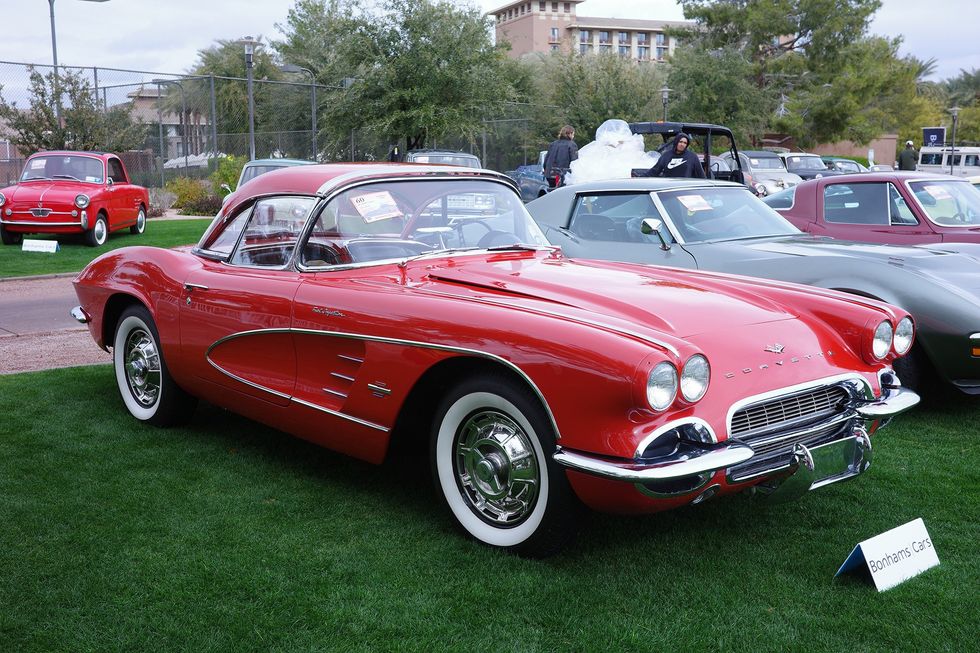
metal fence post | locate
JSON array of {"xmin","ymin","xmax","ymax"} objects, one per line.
[
  {"xmin": 157, "ymin": 82, "xmax": 165, "ymax": 188},
  {"xmin": 209, "ymin": 74, "xmax": 218, "ymax": 156}
]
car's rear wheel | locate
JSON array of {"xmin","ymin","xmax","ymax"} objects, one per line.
[
  {"xmin": 0, "ymin": 224, "xmax": 22, "ymax": 245},
  {"xmin": 130, "ymin": 207, "xmax": 146, "ymax": 235},
  {"xmin": 113, "ymin": 305, "xmax": 197, "ymax": 426},
  {"xmin": 85, "ymin": 213, "xmax": 108, "ymax": 247},
  {"xmin": 431, "ymin": 373, "xmax": 580, "ymax": 557}
]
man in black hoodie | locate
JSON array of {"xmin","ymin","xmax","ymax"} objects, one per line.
[{"xmin": 638, "ymin": 133, "xmax": 705, "ymax": 178}]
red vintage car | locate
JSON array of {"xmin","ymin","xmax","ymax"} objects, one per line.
[
  {"xmin": 0, "ymin": 151, "xmax": 149, "ymax": 247},
  {"xmin": 764, "ymin": 171, "xmax": 980, "ymax": 245},
  {"xmin": 72, "ymin": 164, "xmax": 918, "ymax": 556}
]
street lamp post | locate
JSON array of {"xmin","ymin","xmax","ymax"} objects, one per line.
[
  {"xmin": 661, "ymin": 85, "xmax": 672, "ymax": 122},
  {"xmin": 47, "ymin": 0, "xmax": 111, "ymax": 124},
  {"xmin": 949, "ymin": 106, "xmax": 961, "ymax": 175},
  {"xmin": 280, "ymin": 64, "xmax": 317, "ymax": 161},
  {"xmin": 238, "ymin": 36, "xmax": 260, "ymax": 161},
  {"xmin": 153, "ymin": 79, "xmax": 188, "ymax": 172}
]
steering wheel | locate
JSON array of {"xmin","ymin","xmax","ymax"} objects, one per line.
[{"xmin": 478, "ymin": 230, "xmax": 520, "ymax": 248}]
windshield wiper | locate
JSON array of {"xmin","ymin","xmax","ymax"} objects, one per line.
[
  {"xmin": 51, "ymin": 174, "xmax": 82, "ymax": 182},
  {"xmin": 484, "ymin": 243, "xmax": 551, "ymax": 252},
  {"xmin": 397, "ymin": 247, "xmax": 481, "ymax": 267}
]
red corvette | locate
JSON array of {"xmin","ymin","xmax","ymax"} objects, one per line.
[
  {"xmin": 0, "ymin": 151, "xmax": 149, "ymax": 247},
  {"xmin": 72, "ymin": 164, "xmax": 918, "ymax": 556},
  {"xmin": 764, "ymin": 171, "xmax": 980, "ymax": 245}
]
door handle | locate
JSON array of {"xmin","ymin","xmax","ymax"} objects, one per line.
[{"xmin": 184, "ymin": 283, "xmax": 209, "ymax": 291}]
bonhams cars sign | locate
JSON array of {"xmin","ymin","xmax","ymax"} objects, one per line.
[{"xmin": 836, "ymin": 518, "xmax": 940, "ymax": 591}]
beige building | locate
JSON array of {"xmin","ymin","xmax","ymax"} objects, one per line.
[{"xmin": 490, "ymin": 0, "xmax": 692, "ymax": 62}]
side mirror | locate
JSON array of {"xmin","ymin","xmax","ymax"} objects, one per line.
[
  {"xmin": 641, "ymin": 218, "xmax": 671, "ymax": 251},
  {"xmin": 220, "ymin": 183, "xmax": 233, "ymax": 195},
  {"xmin": 106, "ymin": 177, "xmax": 114, "ymax": 186}
]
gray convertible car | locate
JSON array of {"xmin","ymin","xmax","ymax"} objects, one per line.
[{"xmin": 527, "ymin": 178, "xmax": 980, "ymax": 395}]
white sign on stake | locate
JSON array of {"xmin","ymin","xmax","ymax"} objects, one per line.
[
  {"xmin": 836, "ymin": 518, "xmax": 940, "ymax": 591},
  {"xmin": 22, "ymin": 239, "xmax": 60, "ymax": 253}
]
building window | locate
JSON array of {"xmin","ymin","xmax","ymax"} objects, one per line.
[
  {"xmin": 656, "ymin": 33, "xmax": 667, "ymax": 46},
  {"xmin": 619, "ymin": 46, "xmax": 630, "ymax": 57},
  {"xmin": 579, "ymin": 43, "xmax": 592, "ymax": 54},
  {"xmin": 637, "ymin": 46, "xmax": 649, "ymax": 60},
  {"xmin": 550, "ymin": 27, "xmax": 560, "ymax": 42},
  {"xmin": 551, "ymin": 44, "xmax": 560, "ymax": 52},
  {"xmin": 656, "ymin": 46, "xmax": 668, "ymax": 60},
  {"xmin": 599, "ymin": 31, "xmax": 610, "ymax": 44},
  {"xmin": 520, "ymin": 4, "xmax": 525, "ymax": 14},
  {"xmin": 564, "ymin": 2, "xmax": 570, "ymax": 12},
  {"xmin": 539, "ymin": 1, "xmax": 546, "ymax": 11},
  {"xmin": 618, "ymin": 31, "xmax": 629, "ymax": 44},
  {"xmin": 552, "ymin": 1, "xmax": 558, "ymax": 11},
  {"xmin": 637, "ymin": 32, "xmax": 649, "ymax": 45},
  {"xmin": 579, "ymin": 30, "xmax": 590, "ymax": 43}
]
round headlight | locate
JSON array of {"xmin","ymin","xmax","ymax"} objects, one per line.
[
  {"xmin": 815, "ymin": 173, "xmax": 823, "ymax": 179},
  {"xmin": 680, "ymin": 354, "xmax": 710, "ymax": 403},
  {"xmin": 872, "ymin": 320, "xmax": 893, "ymax": 360},
  {"xmin": 893, "ymin": 316, "xmax": 914, "ymax": 355},
  {"xmin": 0, "ymin": 192, "xmax": 6, "ymax": 207},
  {"xmin": 754, "ymin": 183, "xmax": 768, "ymax": 196},
  {"xmin": 74, "ymin": 194, "xmax": 90, "ymax": 209},
  {"xmin": 647, "ymin": 362, "xmax": 678, "ymax": 411}
]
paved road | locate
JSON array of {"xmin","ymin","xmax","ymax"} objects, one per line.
[{"xmin": 0, "ymin": 275, "xmax": 80, "ymax": 335}]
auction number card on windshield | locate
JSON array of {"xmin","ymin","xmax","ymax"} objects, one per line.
[{"xmin": 351, "ymin": 191, "xmax": 403, "ymax": 223}]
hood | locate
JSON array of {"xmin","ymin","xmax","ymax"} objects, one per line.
[
  {"xmin": 3, "ymin": 180, "xmax": 99, "ymax": 206},
  {"xmin": 419, "ymin": 253, "xmax": 799, "ymax": 339},
  {"xmin": 699, "ymin": 235, "xmax": 980, "ymax": 295}
]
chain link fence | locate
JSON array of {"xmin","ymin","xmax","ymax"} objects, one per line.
[{"xmin": 0, "ymin": 60, "xmax": 551, "ymax": 190}]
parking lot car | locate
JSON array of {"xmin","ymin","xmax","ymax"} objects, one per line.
[
  {"xmin": 720, "ymin": 149, "xmax": 802, "ymax": 196},
  {"xmin": 778, "ymin": 152, "xmax": 845, "ymax": 180},
  {"xmin": 628, "ymin": 121, "xmax": 747, "ymax": 185},
  {"xmin": 513, "ymin": 150, "xmax": 549, "ymax": 202},
  {"xmin": 821, "ymin": 156, "xmax": 868, "ymax": 174},
  {"xmin": 764, "ymin": 172, "xmax": 980, "ymax": 245},
  {"xmin": 222, "ymin": 158, "xmax": 314, "ymax": 197},
  {"xmin": 73, "ymin": 164, "xmax": 918, "ymax": 556},
  {"xmin": 0, "ymin": 151, "xmax": 149, "ymax": 246},
  {"xmin": 527, "ymin": 177, "xmax": 980, "ymax": 395},
  {"xmin": 404, "ymin": 149, "xmax": 481, "ymax": 168},
  {"xmin": 916, "ymin": 145, "xmax": 980, "ymax": 177}
]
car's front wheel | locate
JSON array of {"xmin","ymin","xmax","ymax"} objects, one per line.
[
  {"xmin": 113, "ymin": 305, "xmax": 197, "ymax": 426},
  {"xmin": 0, "ymin": 224, "xmax": 22, "ymax": 245},
  {"xmin": 431, "ymin": 373, "xmax": 580, "ymax": 557},
  {"xmin": 85, "ymin": 213, "xmax": 108, "ymax": 247},
  {"xmin": 130, "ymin": 207, "xmax": 146, "ymax": 235}
]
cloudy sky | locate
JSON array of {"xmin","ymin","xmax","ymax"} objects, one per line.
[{"xmin": 0, "ymin": 0, "xmax": 975, "ymax": 81}]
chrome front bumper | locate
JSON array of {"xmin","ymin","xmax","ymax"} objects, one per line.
[{"xmin": 553, "ymin": 382, "xmax": 919, "ymax": 492}]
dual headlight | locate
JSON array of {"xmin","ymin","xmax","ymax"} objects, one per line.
[
  {"xmin": 0, "ymin": 192, "xmax": 6, "ymax": 208},
  {"xmin": 74, "ymin": 194, "xmax": 90, "ymax": 209},
  {"xmin": 647, "ymin": 354, "xmax": 710, "ymax": 411},
  {"xmin": 871, "ymin": 316, "xmax": 914, "ymax": 360}
]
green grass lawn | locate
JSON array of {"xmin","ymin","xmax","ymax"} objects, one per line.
[
  {"xmin": 1, "ymin": 366, "xmax": 976, "ymax": 652},
  {"xmin": 0, "ymin": 219, "xmax": 211, "ymax": 279}
]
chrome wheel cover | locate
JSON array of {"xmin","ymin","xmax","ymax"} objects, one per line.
[
  {"xmin": 454, "ymin": 409, "xmax": 540, "ymax": 527},
  {"xmin": 136, "ymin": 210, "xmax": 145, "ymax": 232},
  {"xmin": 94, "ymin": 219, "xmax": 107, "ymax": 244},
  {"xmin": 123, "ymin": 328, "xmax": 161, "ymax": 407}
]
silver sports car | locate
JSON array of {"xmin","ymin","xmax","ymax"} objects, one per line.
[{"xmin": 527, "ymin": 178, "xmax": 980, "ymax": 395}]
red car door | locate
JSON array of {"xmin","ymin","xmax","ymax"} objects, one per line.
[
  {"xmin": 178, "ymin": 196, "xmax": 316, "ymax": 406},
  {"xmin": 816, "ymin": 180, "xmax": 942, "ymax": 245},
  {"xmin": 106, "ymin": 157, "xmax": 138, "ymax": 226}
]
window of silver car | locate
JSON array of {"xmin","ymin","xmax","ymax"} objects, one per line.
[
  {"xmin": 657, "ymin": 188, "xmax": 799, "ymax": 242},
  {"xmin": 229, "ymin": 196, "xmax": 317, "ymax": 267},
  {"xmin": 569, "ymin": 193, "xmax": 672, "ymax": 244}
]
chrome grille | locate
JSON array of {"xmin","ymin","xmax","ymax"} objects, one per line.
[
  {"xmin": 731, "ymin": 385, "xmax": 848, "ymax": 439},
  {"xmin": 727, "ymin": 384, "xmax": 855, "ymax": 483}
]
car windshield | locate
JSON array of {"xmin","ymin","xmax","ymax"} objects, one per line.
[
  {"xmin": 908, "ymin": 180, "xmax": 980, "ymax": 227},
  {"xmin": 409, "ymin": 154, "xmax": 480, "ymax": 168},
  {"xmin": 240, "ymin": 164, "xmax": 288, "ymax": 185},
  {"xmin": 297, "ymin": 178, "xmax": 548, "ymax": 267},
  {"xmin": 784, "ymin": 155, "xmax": 826, "ymax": 170},
  {"xmin": 655, "ymin": 187, "xmax": 801, "ymax": 243},
  {"xmin": 21, "ymin": 155, "xmax": 104, "ymax": 183},
  {"xmin": 831, "ymin": 160, "xmax": 862, "ymax": 172},
  {"xmin": 749, "ymin": 157, "xmax": 786, "ymax": 170}
]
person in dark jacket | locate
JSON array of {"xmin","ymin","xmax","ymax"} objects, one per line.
[
  {"xmin": 639, "ymin": 133, "xmax": 705, "ymax": 178},
  {"xmin": 897, "ymin": 140, "xmax": 918, "ymax": 171},
  {"xmin": 543, "ymin": 125, "xmax": 579, "ymax": 188}
]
